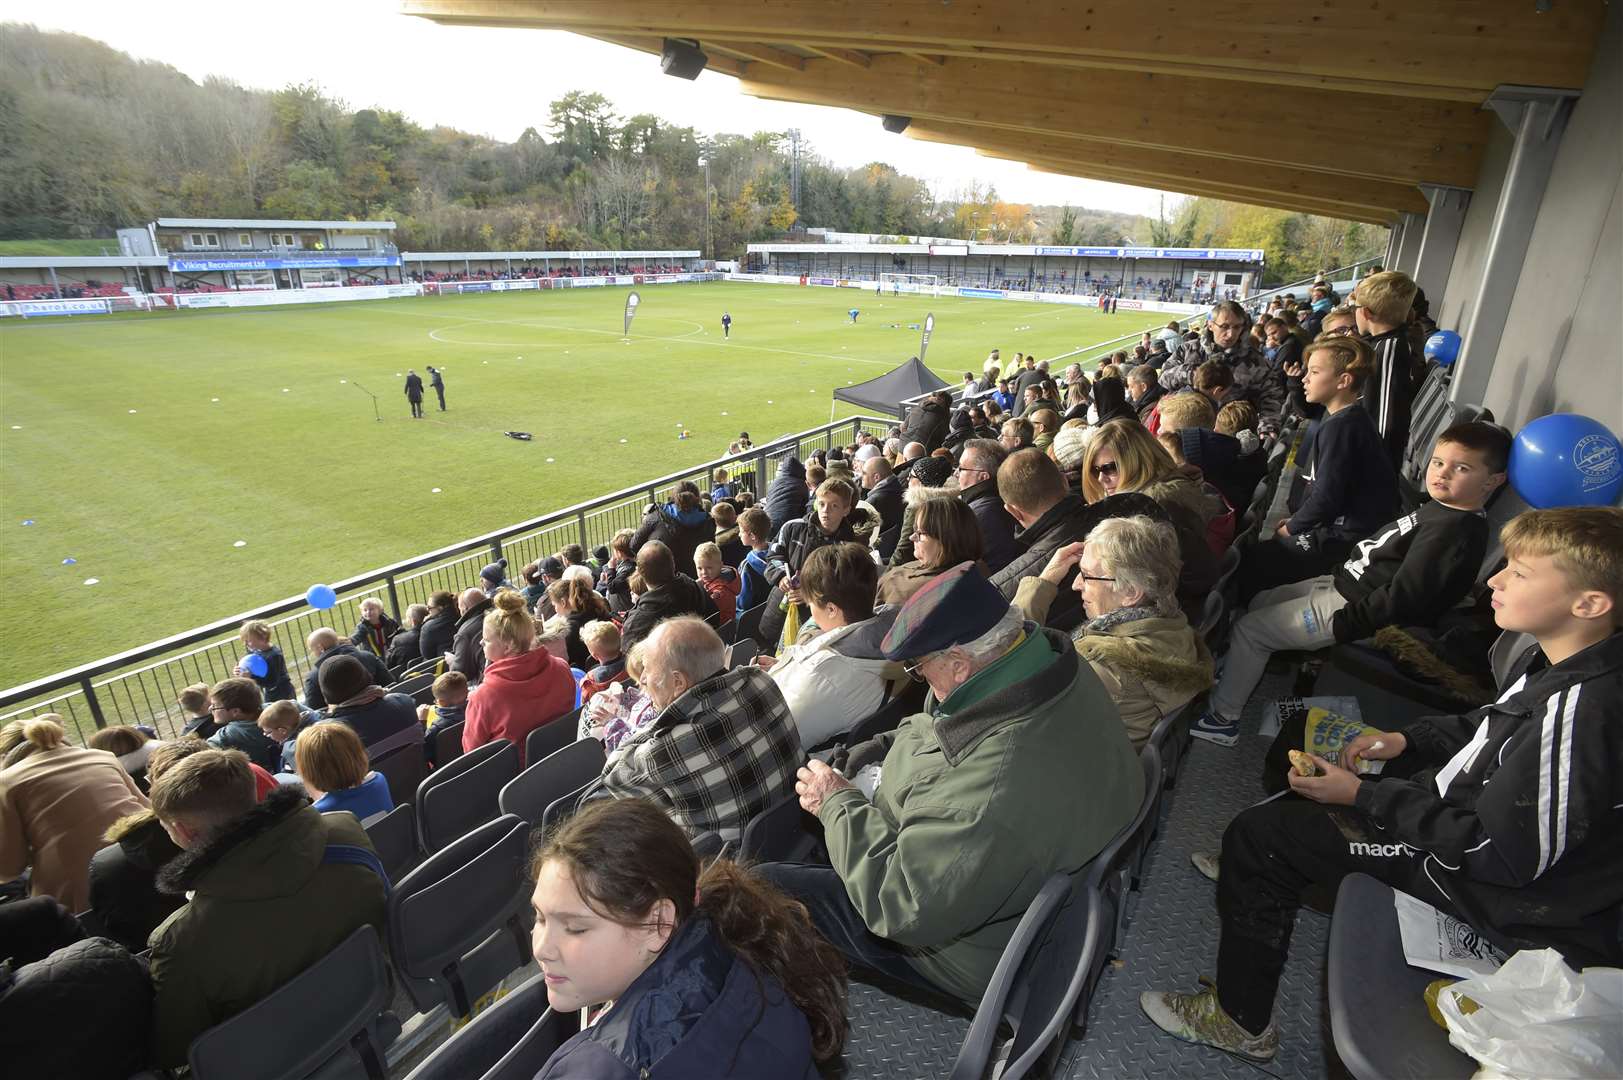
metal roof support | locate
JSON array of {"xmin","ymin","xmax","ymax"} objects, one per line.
[
  {"xmin": 1450, "ymin": 85, "xmax": 1579, "ymax": 404},
  {"xmin": 1412, "ymin": 186, "xmax": 1472, "ymax": 311},
  {"xmin": 1391, "ymin": 211, "xmax": 1427, "ymax": 277}
]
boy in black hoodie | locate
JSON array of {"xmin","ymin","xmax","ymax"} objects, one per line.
[
  {"xmin": 1193, "ymin": 421, "xmax": 1509, "ymax": 746},
  {"xmin": 1147, "ymin": 505, "xmax": 1623, "ymax": 1063},
  {"xmin": 1238, "ymin": 335, "xmax": 1399, "ymax": 602}
]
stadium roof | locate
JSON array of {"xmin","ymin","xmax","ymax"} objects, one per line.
[
  {"xmin": 400, "ymin": 1, "xmax": 1606, "ymax": 225},
  {"xmin": 154, "ymin": 218, "xmax": 397, "ymax": 230}
]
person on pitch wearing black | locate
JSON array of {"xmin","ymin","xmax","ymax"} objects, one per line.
[
  {"xmin": 404, "ymin": 369, "xmax": 424, "ymax": 418},
  {"xmin": 426, "ymin": 365, "xmax": 446, "ymax": 411},
  {"xmin": 721, "ymin": 311, "xmax": 732, "ymax": 339}
]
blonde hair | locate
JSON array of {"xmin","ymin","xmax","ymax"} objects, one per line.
[
  {"xmin": 1157, "ymin": 392, "xmax": 1217, "ymax": 433},
  {"xmin": 712, "ymin": 466, "xmax": 729, "ymax": 483},
  {"xmin": 240, "ymin": 619, "xmax": 273, "ymax": 641},
  {"xmin": 257, "ymin": 699, "xmax": 302, "ymax": 734},
  {"xmin": 0, "ymin": 715, "xmax": 68, "ymax": 769},
  {"xmin": 295, "ymin": 722, "xmax": 370, "ymax": 794},
  {"xmin": 581, "ymin": 619, "xmax": 621, "ymax": 652},
  {"xmin": 1215, "ymin": 401, "xmax": 1257, "ymax": 437},
  {"xmin": 1501, "ymin": 507, "xmax": 1623, "ymax": 627},
  {"xmin": 483, "ymin": 590, "xmax": 536, "ymax": 654},
  {"xmin": 694, "ymin": 542, "xmax": 722, "ymax": 567},
  {"xmin": 1081, "ymin": 418, "xmax": 1180, "ymax": 503},
  {"xmin": 1097, "ymin": 364, "xmax": 1122, "ymax": 381},
  {"xmin": 1354, "ymin": 270, "xmax": 1418, "ymax": 326},
  {"xmin": 1303, "ymin": 336, "xmax": 1376, "ymax": 392}
]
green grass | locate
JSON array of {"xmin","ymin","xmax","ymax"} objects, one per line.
[
  {"xmin": 0, "ymin": 238, "xmax": 120, "ymax": 256},
  {"xmin": 0, "ymin": 282, "xmax": 1162, "ymax": 687}
]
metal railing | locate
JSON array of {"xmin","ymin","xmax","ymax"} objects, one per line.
[{"xmin": 0, "ymin": 416, "xmax": 895, "ymax": 743}]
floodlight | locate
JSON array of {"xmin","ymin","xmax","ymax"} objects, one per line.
[{"xmin": 882, "ymin": 114, "xmax": 912, "ymax": 134}]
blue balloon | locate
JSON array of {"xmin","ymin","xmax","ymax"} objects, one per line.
[
  {"xmin": 243, "ymin": 652, "xmax": 269, "ymax": 678},
  {"xmin": 1509, "ymin": 414, "xmax": 1623, "ymax": 509},
  {"xmin": 1424, "ymin": 330, "xmax": 1462, "ymax": 368},
  {"xmin": 306, "ymin": 583, "xmax": 338, "ymax": 610}
]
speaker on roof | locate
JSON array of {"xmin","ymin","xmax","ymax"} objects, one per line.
[
  {"xmin": 661, "ymin": 38, "xmax": 709, "ymax": 80},
  {"xmin": 882, "ymin": 114, "xmax": 912, "ymax": 134}
]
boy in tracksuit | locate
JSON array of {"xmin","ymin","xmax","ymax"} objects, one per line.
[
  {"xmin": 1238, "ymin": 335, "xmax": 1399, "ymax": 601},
  {"xmin": 1192, "ymin": 421, "xmax": 1509, "ymax": 746},
  {"xmin": 1145, "ymin": 505, "xmax": 1623, "ymax": 1063},
  {"xmin": 736, "ymin": 507, "xmax": 774, "ymax": 613}
]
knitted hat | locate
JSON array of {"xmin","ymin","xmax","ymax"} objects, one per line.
[
  {"xmin": 911, "ymin": 456, "xmax": 953, "ymax": 488},
  {"xmin": 318, "ymin": 654, "xmax": 373, "ymax": 704},
  {"xmin": 881, "ymin": 562, "xmax": 1009, "ymax": 660},
  {"xmin": 480, "ymin": 558, "xmax": 508, "ymax": 586},
  {"xmin": 1051, "ymin": 423, "xmax": 1094, "ymax": 470}
]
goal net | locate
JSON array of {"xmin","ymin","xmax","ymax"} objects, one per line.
[{"xmin": 879, "ymin": 272, "xmax": 943, "ymax": 296}]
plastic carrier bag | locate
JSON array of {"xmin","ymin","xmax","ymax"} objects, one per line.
[{"xmin": 1437, "ymin": 948, "xmax": 1623, "ymax": 1078}]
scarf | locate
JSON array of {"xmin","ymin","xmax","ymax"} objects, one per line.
[
  {"xmin": 1077, "ymin": 602, "xmax": 1163, "ymax": 640},
  {"xmin": 329, "ymin": 685, "xmax": 387, "ymax": 714}
]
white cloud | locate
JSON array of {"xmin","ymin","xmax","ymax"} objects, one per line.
[{"xmin": 1, "ymin": 0, "xmax": 1171, "ymax": 215}]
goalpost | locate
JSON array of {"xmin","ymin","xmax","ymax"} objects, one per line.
[{"xmin": 879, "ymin": 272, "xmax": 944, "ymax": 297}]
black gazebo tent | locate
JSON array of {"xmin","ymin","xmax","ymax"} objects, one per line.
[{"xmin": 831, "ymin": 356, "xmax": 950, "ymax": 419}]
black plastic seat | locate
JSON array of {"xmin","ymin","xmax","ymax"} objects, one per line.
[
  {"xmin": 540, "ymin": 780, "xmax": 593, "ymax": 832},
  {"xmin": 403, "ymin": 972, "xmax": 577, "ymax": 1080},
  {"xmin": 362, "ymin": 802, "xmax": 421, "ymax": 885},
  {"xmin": 499, "ymin": 739, "xmax": 606, "ymax": 825},
  {"xmin": 370, "ymin": 741, "xmax": 427, "ymax": 808},
  {"xmin": 389, "ymin": 670, "xmax": 437, "ymax": 705},
  {"xmin": 728, "ymin": 638, "xmax": 758, "ymax": 669},
  {"xmin": 1328, "ymin": 874, "xmax": 1474, "ymax": 1080},
  {"xmin": 388, "ymin": 813, "xmax": 533, "ymax": 1019},
  {"xmin": 1081, "ymin": 744, "xmax": 1164, "ymax": 1004},
  {"xmin": 187, "ymin": 924, "xmax": 400, "ymax": 1080},
  {"xmin": 433, "ymin": 719, "xmax": 466, "ymax": 767},
  {"xmin": 416, "ymin": 739, "xmax": 520, "ymax": 854},
  {"xmin": 523, "ymin": 709, "xmax": 580, "ymax": 768},
  {"xmin": 739, "ymin": 791, "xmax": 820, "ymax": 863},
  {"xmin": 993, "ymin": 882, "xmax": 1110, "ymax": 1077},
  {"xmin": 1149, "ymin": 696, "xmax": 1199, "ymax": 790},
  {"xmin": 733, "ymin": 601, "xmax": 770, "ymax": 647}
]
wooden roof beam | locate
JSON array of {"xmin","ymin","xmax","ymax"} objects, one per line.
[
  {"xmin": 706, "ymin": 41, "xmax": 806, "ymax": 73},
  {"xmin": 578, "ymin": 34, "xmax": 748, "ymax": 76},
  {"xmin": 739, "ymin": 54, "xmax": 1489, "ymax": 188},
  {"xmin": 399, "ymin": 0, "xmax": 1603, "ymax": 97},
  {"xmin": 802, "ymin": 45, "xmax": 870, "ymax": 69},
  {"xmin": 899, "ymin": 51, "xmax": 946, "ymax": 66}
]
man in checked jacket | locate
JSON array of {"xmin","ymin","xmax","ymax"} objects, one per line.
[{"xmin": 591, "ymin": 616, "xmax": 801, "ymax": 842}]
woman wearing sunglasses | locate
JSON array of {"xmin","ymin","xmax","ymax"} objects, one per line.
[{"xmin": 1079, "ymin": 418, "xmax": 1220, "ymax": 621}]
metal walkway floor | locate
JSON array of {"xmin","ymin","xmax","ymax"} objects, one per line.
[{"xmin": 839, "ymin": 664, "xmax": 1343, "ymax": 1080}]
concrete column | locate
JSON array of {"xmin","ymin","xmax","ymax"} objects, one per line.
[
  {"xmin": 1452, "ymin": 86, "xmax": 1578, "ymax": 405},
  {"xmin": 1413, "ymin": 187, "xmax": 1472, "ymax": 312},
  {"xmin": 1392, "ymin": 211, "xmax": 1426, "ymax": 275}
]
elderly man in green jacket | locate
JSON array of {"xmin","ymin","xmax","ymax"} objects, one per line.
[
  {"xmin": 758, "ymin": 562, "xmax": 1142, "ymax": 1003},
  {"xmin": 145, "ymin": 748, "xmax": 387, "ymax": 1067}
]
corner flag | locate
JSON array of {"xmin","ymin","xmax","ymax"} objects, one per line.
[
  {"xmin": 919, "ymin": 312, "xmax": 935, "ymax": 363},
  {"xmin": 623, "ymin": 291, "xmax": 641, "ymax": 337}
]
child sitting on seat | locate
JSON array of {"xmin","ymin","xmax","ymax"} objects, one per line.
[
  {"xmin": 295, "ymin": 721, "xmax": 392, "ymax": 821},
  {"xmin": 177, "ymin": 682, "xmax": 217, "ymax": 739},
  {"xmin": 1193, "ymin": 421, "xmax": 1510, "ymax": 747},
  {"xmin": 694, "ymin": 542, "xmax": 741, "ymax": 625},
  {"xmin": 578, "ymin": 620, "xmax": 629, "ymax": 700},
  {"xmin": 257, "ymin": 698, "xmax": 321, "ymax": 775},
  {"xmin": 419, "ymin": 670, "xmax": 468, "ymax": 767}
]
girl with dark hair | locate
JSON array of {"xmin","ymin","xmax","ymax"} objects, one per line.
[
  {"xmin": 877, "ymin": 491, "xmax": 987, "ymax": 606},
  {"xmin": 529, "ymin": 799, "xmax": 847, "ymax": 1078},
  {"xmin": 548, "ymin": 573, "xmax": 613, "ymax": 669}
]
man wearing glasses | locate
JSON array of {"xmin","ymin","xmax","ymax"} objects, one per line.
[
  {"xmin": 954, "ymin": 439, "xmax": 1019, "ymax": 573},
  {"xmin": 756, "ymin": 563, "xmax": 1140, "ymax": 1005},
  {"xmin": 1161, "ymin": 300, "xmax": 1284, "ymax": 435}
]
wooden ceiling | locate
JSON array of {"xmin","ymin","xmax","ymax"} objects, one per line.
[{"xmin": 401, "ymin": 1, "xmax": 1606, "ymax": 225}]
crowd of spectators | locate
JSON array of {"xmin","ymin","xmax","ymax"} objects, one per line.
[{"xmin": 2, "ymin": 265, "xmax": 1620, "ymax": 1076}]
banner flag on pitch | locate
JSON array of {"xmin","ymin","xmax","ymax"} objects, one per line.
[
  {"xmin": 919, "ymin": 313, "xmax": 935, "ymax": 363},
  {"xmin": 623, "ymin": 291, "xmax": 641, "ymax": 336}
]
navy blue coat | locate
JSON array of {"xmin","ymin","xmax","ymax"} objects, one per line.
[{"xmin": 535, "ymin": 915, "xmax": 818, "ymax": 1079}]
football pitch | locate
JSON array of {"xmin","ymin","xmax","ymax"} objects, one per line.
[{"xmin": 0, "ymin": 282, "xmax": 1164, "ymax": 687}]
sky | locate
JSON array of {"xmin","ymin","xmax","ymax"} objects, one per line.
[{"xmin": 0, "ymin": 0, "xmax": 1173, "ymax": 218}]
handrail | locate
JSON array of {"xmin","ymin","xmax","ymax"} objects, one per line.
[{"xmin": 0, "ymin": 415, "xmax": 894, "ymax": 728}]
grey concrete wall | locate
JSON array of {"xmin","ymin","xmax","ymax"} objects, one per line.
[
  {"xmin": 1480, "ymin": 1, "xmax": 1623, "ymax": 436},
  {"xmin": 1436, "ymin": 123, "xmax": 1513, "ymax": 334}
]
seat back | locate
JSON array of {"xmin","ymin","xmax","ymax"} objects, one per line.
[
  {"xmin": 947, "ymin": 874, "xmax": 1073, "ymax": 1080},
  {"xmin": 1001, "ymin": 884, "xmax": 1109, "ymax": 1076},
  {"xmin": 523, "ymin": 710, "xmax": 580, "ymax": 768},
  {"xmin": 188, "ymin": 925, "xmax": 398, "ymax": 1080},
  {"xmin": 739, "ymin": 792, "xmax": 819, "ymax": 863},
  {"xmin": 416, "ymin": 739, "xmax": 520, "ymax": 854},
  {"xmin": 362, "ymin": 802, "xmax": 421, "ymax": 884},
  {"xmin": 733, "ymin": 601, "xmax": 770, "ymax": 646},
  {"xmin": 388, "ymin": 813, "xmax": 532, "ymax": 1017},
  {"xmin": 1083, "ymin": 745, "xmax": 1164, "ymax": 962},
  {"xmin": 371, "ymin": 742, "xmax": 427, "ymax": 808},
  {"xmin": 842, "ymin": 680, "xmax": 927, "ymax": 748},
  {"xmin": 499, "ymin": 739, "xmax": 606, "ymax": 825},
  {"xmin": 403, "ymin": 973, "xmax": 576, "ymax": 1080},
  {"xmin": 1149, "ymin": 696, "xmax": 1199, "ymax": 789},
  {"xmin": 1197, "ymin": 591, "xmax": 1226, "ymax": 648},
  {"xmin": 433, "ymin": 720, "xmax": 466, "ymax": 768},
  {"xmin": 541, "ymin": 780, "xmax": 593, "ymax": 832},
  {"xmin": 728, "ymin": 638, "xmax": 758, "ymax": 669}
]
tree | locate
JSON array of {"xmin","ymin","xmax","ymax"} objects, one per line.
[
  {"xmin": 548, "ymin": 91, "xmax": 616, "ymax": 160},
  {"xmin": 1051, "ymin": 205, "xmax": 1078, "ymax": 245},
  {"xmin": 262, "ymin": 161, "xmax": 347, "ymax": 220}
]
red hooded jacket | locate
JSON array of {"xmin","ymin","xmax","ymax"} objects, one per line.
[{"xmin": 463, "ymin": 647, "xmax": 576, "ymax": 765}]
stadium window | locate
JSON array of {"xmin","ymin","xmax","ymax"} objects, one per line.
[
  {"xmin": 238, "ymin": 233, "xmax": 251, "ymax": 247},
  {"xmin": 188, "ymin": 233, "xmax": 202, "ymax": 247},
  {"xmin": 205, "ymin": 233, "xmax": 219, "ymax": 248}
]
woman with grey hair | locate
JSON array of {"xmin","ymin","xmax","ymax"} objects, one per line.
[{"xmin": 1013, "ymin": 515, "xmax": 1212, "ymax": 748}]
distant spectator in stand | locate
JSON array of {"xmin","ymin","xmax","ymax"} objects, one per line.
[
  {"xmin": 145, "ymin": 748, "xmax": 386, "ymax": 1067},
  {"xmin": 889, "ymin": 455, "xmax": 957, "ymax": 568},
  {"xmin": 318, "ymin": 654, "xmax": 422, "ymax": 761},
  {"xmin": 256, "ymin": 698, "xmax": 319, "ymax": 775},
  {"xmin": 1030, "ymin": 408, "xmax": 1060, "ymax": 452},
  {"xmin": 420, "ymin": 670, "xmax": 469, "ymax": 767},
  {"xmin": 178, "ymin": 682, "xmax": 218, "ymax": 738},
  {"xmin": 860, "ymin": 456, "xmax": 905, "ymax": 545},
  {"xmin": 880, "ymin": 492, "xmax": 987, "ymax": 606},
  {"xmin": 577, "ymin": 620, "xmax": 630, "ymax": 700},
  {"xmin": 594, "ymin": 616, "xmax": 802, "ymax": 842},
  {"xmin": 901, "ymin": 390, "xmax": 953, "ymax": 452},
  {"xmin": 480, "ymin": 558, "xmax": 514, "ymax": 595},
  {"xmin": 694, "ymin": 542, "xmax": 742, "ymax": 625},
  {"xmin": 737, "ymin": 507, "xmax": 774, "ymax": 613},
  {"xmin": 1159, "ymin": 391, "xmax": 1257, "ymax": 514},
  {"xmin": 993, "ymin": 378, "xmax": 1016, "ymax": 413},
  {"xmin": 1090, "ymin": 376, "xmax": 1138, "ymax": 426},
  {"xmin": 633, "ymin": 482, "xmax": 717, "ymax": 573},
  {"xmin": 1215, "ymin": 401, "xmax": 1261, "ymax": 455},
  {"xmin": 0, "ymin": 715, "xmax": 148, "ymax": 913},
  {"xmin": 999, "ymin": 416, "xmax": 1034, "ymax": 454},
  {"xmin": 763, "ymin": 456, "xmax": 810, "ymax": 536},
  {"xmin": 599, "ymin": 529, "xmax": 638, "ymax": 612},
  {"xmin": 1163, "ymin": 300, "xmax": 1283, "ymax": 434},
  {"xmin": 762, "ymin": 478, "xmax": 867, "ymax": 644},
  {"xmin": 87, "ymin": 724, "xmax": 163, "ymax": 793},
  {"xmin": 349, "ymin": 597, "xmax": 399, "ymax": 659},
  {"xmin": 954, "ymin": 438, "xmax": 1019, "ymax": 573},
  {"xmin": 620, "ymin": 540, "xmax": 719, "ymax": 653},
  {"xmin": 295, "ymin": 722, "xmax": 392, "ymax": 821},
  {"xmin": 205, "ymin": 678, "xmax": 284, "ymax": 773},
  {"xmin": 711, "ymin": 466, "xmax": 737, "ymax": 503},
  {"xmin": 1128, "ymin": 365, "xmax": 1165, "ymax": 424},
  {"xmin": 302, "ymin": 627, "xmax": 392, "ymax": 710},
  {"xmin": 712, "ymin": 502, "xmax": 746, "ymax": 567},
  {"xmin": 1352, "ymin": 269, "xmax": 1423, "ymax": 469},
  {"xmin": 384, "ymin": 603, "xmax": 429, "ymax": 673},
  {"xmin": 463, "ymin": 592, "xmax": 576, "ymax": 765},
  {"xmin": 450, "ymin": 588, "xmax": 495, "ymax": 681},
  {"xmin": 548, "ymin": 574, "xmax": 613, "ymax": 670},
  {"xmin": 236, "ymin": 620, "xmax": 296, "ymax": 702},
  {"xmin": 417, "ymin": 590, "xmax": 458, "ymax": 664}
]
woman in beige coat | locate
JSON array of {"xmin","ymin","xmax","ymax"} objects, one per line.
[
  {"xmin": 0, "ymin": 715, "xmax": 148, "ymax": 912},
  {"xmin": 1015, "ymin": 515, "xmax": 1213, "ymax": 748}
]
